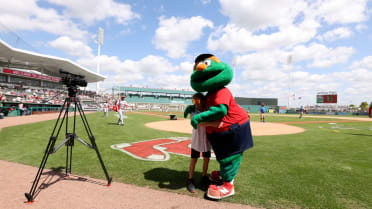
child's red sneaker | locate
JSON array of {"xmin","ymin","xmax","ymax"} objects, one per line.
[{"xmin": 207, "ymin": 181, "xmax": 234, "ymax": 199}]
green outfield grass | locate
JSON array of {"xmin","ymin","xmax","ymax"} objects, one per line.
[
  {"xmin": 163, "ymin": 112, "xmax": 351, "ymax": 123},
  {"xmin": 1, "ymin": 112, "xmax": 372, "ymax": 209},
  {"xmin": 248, "ymin": 114, "xmax": 345, "ymax": 123}
]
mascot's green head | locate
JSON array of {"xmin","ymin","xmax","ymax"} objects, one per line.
[{"xmin": 190, "ymin": 54, "xmax": 233, "ymax": 92}]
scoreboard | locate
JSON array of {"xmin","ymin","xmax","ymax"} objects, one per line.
[{"xmin": 316, "ymin": 92, "xmax": 337, "ymax": 104}]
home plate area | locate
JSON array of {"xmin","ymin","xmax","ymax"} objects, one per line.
[{"xmin": 111, "ymin": 137, "xmax": 216, "ymax": 161}]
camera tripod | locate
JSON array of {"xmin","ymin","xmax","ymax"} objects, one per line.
[{"xmin": 25, "ymin": 85, "xmax": 112, "ymax": 203}]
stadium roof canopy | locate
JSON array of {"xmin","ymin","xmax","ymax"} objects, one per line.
[
  {"xmin": 113, "ymin": 86, "xmax": 195, "ymax": 95},
  {"xmin": 0, "ymin": 40, "xmax": 105, "ymax": 83}
]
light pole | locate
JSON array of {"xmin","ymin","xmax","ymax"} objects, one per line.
[
  {"xmin": 96, "ymin": 27, "xmax": 104, "ymax": 94},
  {"xmin": 232, "ymin": 56, "xmax": 237, "ymax": 85},
  {"xmin": 287, "ymin": 55, "xmax": 292, "ymax": 109},
  {"xmin": 118, "ymin": 70, "xmax": 122, "ymax": 99}
]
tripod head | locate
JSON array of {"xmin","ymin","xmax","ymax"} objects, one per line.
[{"xmin": 60, "ymin": 69, "xmax": 87, "ymax": 98}]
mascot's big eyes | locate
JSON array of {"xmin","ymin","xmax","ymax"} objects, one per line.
[
  {"xmin": 194, "ymin": 59, "xmax": 212, "ymax": 71},
  {"xmin": 200, "ymin": 59, "xmax": 211, "ymax": 67}
]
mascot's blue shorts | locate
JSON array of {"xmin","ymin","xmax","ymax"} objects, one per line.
[{"xmin": 207, "ymin": 120, "xmax": 253, "ymax": 160}]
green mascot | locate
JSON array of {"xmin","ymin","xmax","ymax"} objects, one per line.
[{"xmin": 184, "ymin": 54, "xmax": 253, "ymax": 199}]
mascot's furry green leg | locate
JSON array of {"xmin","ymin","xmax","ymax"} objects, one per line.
[
  {"xmin": 185, "ymin": 54, "xmax": 254, "ymax": 200},
  {"xmin": 217, "ymin": 153, "xmax": 243, "ymax": 182},
  {"xmin": 207, "ymin": 153, "xmax": 243, "ymax": 199}
]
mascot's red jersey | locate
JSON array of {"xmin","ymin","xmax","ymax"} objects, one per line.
[{"xmin": 205, "ymin": 87, "xmax": 249, "ymax": 133}]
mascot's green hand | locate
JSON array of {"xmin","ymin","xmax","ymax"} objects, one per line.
[
  {"xmin": 184, "ymin": 105, "xmax": 195, "ymax": 118},
  {"xmin": 197, "ymin": 104, "xmax": 228, "ymax": 121},
  {"xmin": 191, "ymin": 114, "xmax": 201, "ymax": 129},
  {"xmin": 207, "ymin": 105, "xmax": 228, "ymax": 120},
  {"xmin": 190, "ymin": 104, "xmax": 227, "ymax": 129}
]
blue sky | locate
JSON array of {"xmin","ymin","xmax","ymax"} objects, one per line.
[{"xmin": 0, "ymin": 0, "xmax": 372, "ymax": 107}]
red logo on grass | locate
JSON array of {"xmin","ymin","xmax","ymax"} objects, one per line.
[{"xmin": 111, "ymin": 137, "xmax": 215, "ymax": 161}]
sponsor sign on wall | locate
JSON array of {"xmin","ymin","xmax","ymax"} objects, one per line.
[{"xmin": 0, "ymin": 67, "xmax": 61, "ymax": 82}]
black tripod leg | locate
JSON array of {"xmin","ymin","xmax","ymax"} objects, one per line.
[
  {"xmin": 64, "ymin": 99, "xmax": 72, "ymax": 175},
  {"xmin": 69, "ymin": 144, "xmax": 73, "ymax": 174},
  {"xmin": 76, "ymin": 101, "xmax": 112, "ymax": 185},
  {"xmin": 65, "ymin": 142, "xmax": 69, "ymax": 175},
  {"xmin": 66, "ymin": 103, "xmax": 77, "ymax": 176},
  {"xmin": 65, "ymin": 141, "xmax": 73, "ymax": 176},
  {"xmin": 24, "ymin": 136, "xmax": 56, "ymax": 203},
  {"xmin": 25, "ymin": 99, "xmax": 69, "ymax": 202}
]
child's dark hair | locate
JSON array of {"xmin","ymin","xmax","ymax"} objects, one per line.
[{"xmin": 192, "ymin": 92, "xmax": 204, "ymax": 99}]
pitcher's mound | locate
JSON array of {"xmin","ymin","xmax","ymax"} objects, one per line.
[{"xmin": 145, "ymin": 120, "xmax": 305, "ymax": 136}]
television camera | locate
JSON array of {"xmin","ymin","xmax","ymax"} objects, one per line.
[{"xmin": 59, "ymin": 70, "xmax": 87, "ymax": 97}]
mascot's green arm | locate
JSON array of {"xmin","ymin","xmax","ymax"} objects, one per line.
[
  {"xmin": 191, "ymin": 104, "xmax": 227, "ymax": 129},
  {"xmin": 184, "ymin": 105, "xmax": 195, "ymax": 118}
]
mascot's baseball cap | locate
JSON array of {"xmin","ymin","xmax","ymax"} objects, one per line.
[{"xmin": 195, "ymin": 54, "xmax": 214, "ymax": 63}]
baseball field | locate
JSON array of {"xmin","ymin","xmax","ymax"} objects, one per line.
[{"xmin": 0, "ymin": 111, "xmax": 371, "ymax": 209}]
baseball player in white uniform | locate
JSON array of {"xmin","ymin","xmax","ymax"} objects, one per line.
[{"xmin": 117, "ymin": 96, "xmax": 127, "ymax": 126}]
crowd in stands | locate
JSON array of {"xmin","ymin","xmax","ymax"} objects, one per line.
[
  {"xmin": 0, "ymin": 85, "xmax": 112, "ymax": 117},
  {"xmin": 0, "ymin": 85, "xmax": 66, "ymax": 105},
  {"xmin": 0, "ymin": 85, "xmax": 113, "ymax": 106},
  {"xmin": 304, "ymin": 105, "xmax": 356, "ymax": 113}
]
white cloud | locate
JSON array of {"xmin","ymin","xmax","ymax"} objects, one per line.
[
  {"xmin": 179, "ymin": 61, "xmax": 194, "ymax": 73},
  {"xmin": 49, "ymin": 36, "xmax": 92, "ymax": 57},
  {"xmin": 153, "ymin": 16, "xmax": 213, "ymax": 58},
  {"xmin": 283, "ymin": 56, "xmax": 372, "ymax": 106},
  {"xmin": 79, "ymin": 55, "xmax": 177, "ymax": 74},
  {"xmin": 96, "ymin": 72, "xmax": 192, "ymax": 92},
  {"xmin": 237, "ymin": 51, "xmax": 287, "ymax": 81},
  {"xmin": 350, "ymin": 56, "xmax": 372, "ymax": 69},
  {"xmin": 0, "ymin": 0, "xmax": 88, "ymax": 40},
  {"xmin": 131, "ymin": 55, "xmax": 178, "ymax": 74},
  {"xmin": 219, "ymin": 0, "xmax": 308, "ymax": 31},
  {"xmin": 230, "ymin": 48, "xmax": 358, "ymax": 105},
  {"xmin": 147, "ymin": 74, "xmax": 190, "ymax": 89},
  {"xmin": 241, "ymin": 68, "xmax": 287, "ymax": 82},
  {"xmin": 355, "ymin": 24, "xmax": 368, "ymax": 32},
  {"xmin": 314, "ymin": 0, "xmax": 368, "ymax": 24},
  {"xmin": 336, "ymin": 68, "xmax": 372, "ymax": 82},
  {"xmin": 209, "ymin": 0, "xmax": 369, "ymax": 54},
  {"xmin": 317, "ymin": 27, "xmax": 352, "ymax": 42},
  {"xmin": 237, "ymin": 69, "xmax": 343, "ymax": 106},
  {"xmin": 46, "ymin": 0, "xmax": 140, "ymax": 25},
  {"xmin": 292, "ymin": 43, "xmax": 354, "ymax": 68},
  {"xmin": 208, "ymin": 0, "xmax": 320, "ymax": 53},
  {"xmin": 235, "ymin": 48, "xmax": 350, "ymax": 87},
  {"xmin": 290, "ymin": 71, "xmax": 337, "ymax": 91},
  {"xmin": 78, "ymin": 55, "xmax": 127, "ymax": 74},
  {"xmin": 231, "ymin": 44, "xmax": 353, "ymax": 87},
  {"xmin": 334, "ymin": 67, "xmax": 372, "ymax": 103},
  {"xmin": 77, "ymin": 54, "xmax": 183, "ymax": 87},
  {"xmin": 208, "ymin": 0, "xmax": 321, "ymax": 53},
  {"xmin": 208, "ymin": 21, "xmax": 319, "ymax": 52}
]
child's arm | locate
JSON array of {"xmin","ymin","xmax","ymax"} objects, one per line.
[
  {"xmin": 199, "ymin": 120, "xmax": 223, "ymax": 128},
  {"xmin": 191, "ymin": 104, "xmax": 227, "ymax": 129}
]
